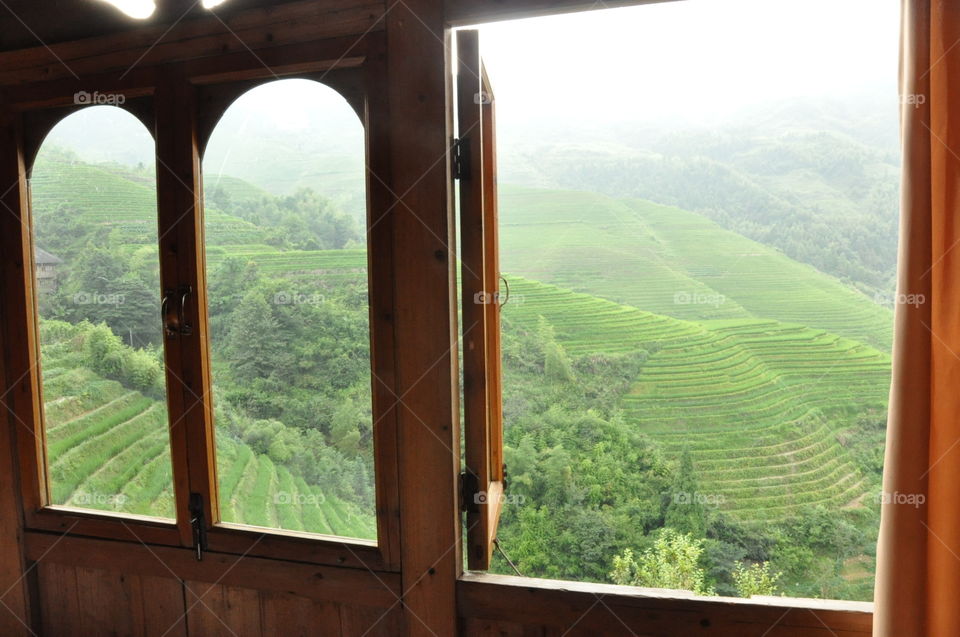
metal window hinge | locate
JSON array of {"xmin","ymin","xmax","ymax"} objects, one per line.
[
  {"xmin": 188, "ymin": 492, "xmax": 208, "ymax": 561},
  {"xmin": 452, "ymin": 137, "xmax": 471, "ymax": 180},
  {"xmin": 460, "ymin": 471, "xmax": 479, "ymax": 513}
]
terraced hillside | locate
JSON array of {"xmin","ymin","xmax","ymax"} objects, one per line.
[
  {"xmin": 28, "ymin": 152, "xmax": 892, "ymax": 526},
  {"xmin": 181, "ymin": 249, "xmax": 888, "ymax": 521},
  {"xmin": 500, "ymin": 185, "xmax": 894, "ymax": 351},
  {"xmin": 502, "ymin": 276, "xmax": 890, "ymax": 520},
  {"xmin": 30, "ymin": 150, "xmax": 267, "ymax": 247},
  {"xmin": 40, "ymin": 324, "xmax": 375, "ymax": 539}
]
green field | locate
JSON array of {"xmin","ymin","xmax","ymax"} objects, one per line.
[
  {"xmin": 40, "ymin": 322, "xmax": 375, "ymax": 539},
  {"xmin": 502, "ymin": 275, "xmax": 889, "ymax": 520},
  {"xmin": 499, "ymin": 185, "xmax": 894, "ymax": 351}
]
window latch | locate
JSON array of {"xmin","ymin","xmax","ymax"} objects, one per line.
[
  {"xmin": 161, "ymin": 285, "xmax": 194, "ymax": 338},
  {"xmin": 452, "ymin": 137, "xmax": 470, "ymax": 180},
  {"xmin": 189, "ymin": 492, "xmax": 208, "ymax": 561},
  {"xmin": 460, "ymin": 471, "xmax": 480, "ymax": 513}
]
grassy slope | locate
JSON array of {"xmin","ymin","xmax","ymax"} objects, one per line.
[
  {"xmin": 40, "ymin": 329, "xmax": 376, "ymax": 539},
  {"xmin": 31, "ymin": 153, "xmax": 266, "ymax": 247},
  {"xmin": 499, "ymin": 185, "xmax": 893, "ymax": 351},
  {"xmin": 503, "ymin": 276, "xmax": 889, "ymax": 519},
  {"xmin": 30, "ymin": 152, "xmax": 892, "ymax": 523}
]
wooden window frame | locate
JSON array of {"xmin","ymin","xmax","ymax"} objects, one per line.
[
  {"xmin": 450, "ymin": 16, "xmax": 876, "ymax": 636},
  {"xmin": 0, "ymin": 29, "xmax": 402, "ymax": 573},
  {"xmin": 457, "ymin": 28, "xmax": 505, "ymax": 571}
]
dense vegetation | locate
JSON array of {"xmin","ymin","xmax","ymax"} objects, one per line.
[{"xmin": 29, "ymin": 144, "xmax": 891, "ymax": 601}]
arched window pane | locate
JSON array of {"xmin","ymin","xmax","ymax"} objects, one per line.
[
  {"xmin": 203, "ymin": 79, "xmax": 375, "ymax": 539},
  {"xmin": 31, "ymin": 105, "xmax": 175, "ymax": 519}
]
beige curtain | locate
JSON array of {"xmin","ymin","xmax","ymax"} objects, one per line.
[{"xmin": 875, "ymin": 1, "xmax": 960, "ymax": 635}]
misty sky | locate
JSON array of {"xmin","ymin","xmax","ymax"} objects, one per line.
[
  {"xmin": 47, "ymin": 0, "xmax": 901, "ymax": 173},
  {"xmin": 475, "ymin": 0, "xmax": 900, "ymax": 126}
]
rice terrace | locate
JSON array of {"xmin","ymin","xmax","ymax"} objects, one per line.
[{"xmin": 29, "ymin": 139, "xmax": 893, "ymax": 599}]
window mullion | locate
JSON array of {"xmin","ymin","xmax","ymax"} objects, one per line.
[{"xmin": 155, "ymin": 77, "xmax": 219, "ymax": 548}]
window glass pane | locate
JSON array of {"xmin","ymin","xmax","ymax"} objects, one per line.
[
  {"xmin": 203, "ymin": 79, "xmax": 375, "ymax": 540},
  {"xmin": 31, "ymin": 105, "xmax": 175, "ymax": 518},
  {"xmin": 477, "ymin": 0, "xmax": 897, "ymax": 601}
]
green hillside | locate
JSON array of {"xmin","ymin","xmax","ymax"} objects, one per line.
[
  {"xmin": 31, "ymin": 150, "xmax": 268, "ymax": 248},
  {"xmin": 27, "ymin": 151, "xmax": 891, "ymax": 599},
  {"xmin": 500, "ymin": 185, "xmax": 893, "ymax": 351},
  {"xmin": 41, "ymin": 321, "xmax": 375, "ymax": 538},
  {"xmin": 502, "ymin": 276, "xmax": 889, "ymax": 520}
]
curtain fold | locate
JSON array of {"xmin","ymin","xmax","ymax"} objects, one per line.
[{"xmin": 875, "ymin": 2, "xmax": 960, "ymax": 635}]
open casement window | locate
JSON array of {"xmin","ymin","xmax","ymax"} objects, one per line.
[
  {"xmin": 457, "ymin": 29, "xmax": 505, "ymax": 571},
  {"xmin": 1, "ymin": 30, "xmax": 402, "ymax": 572}
]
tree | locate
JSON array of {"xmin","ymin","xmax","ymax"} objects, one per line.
[
  {"xmin": 732, "ymin": 561, "xmax": 782, "ymax": 598},
  {"xmin": 225, "ymin": 290, "xmax": 282, "ymax": 383},
  {"xmin": 610, "ymin": 529, "xmax": 715, "ymax": 595},
  {"xmin": 330, "ymin": 398, "xmax": 362, "ymax": 455},
  {"xmin": 664, "ymin": 449, "xmax": 707, "ymax": 537}
]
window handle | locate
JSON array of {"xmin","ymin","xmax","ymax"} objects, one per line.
[
  {"xmin": 161, "ymin": 290, "xmax": 177, "ymax": 338},
  {"xmin": 188, "ymin": 492, "xmax": 208, "ymax": 561},
  {"xmin": 178, "ymin": 285, "xmax": 193, "ymax": 336},
  {"xmin": 499, "ymin": 275, "xmax": 510, "ymax": 307}
]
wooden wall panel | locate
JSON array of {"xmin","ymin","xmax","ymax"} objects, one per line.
[
  {"xmin": 34, "ymin": 562, "xmax": 403, "ymax": 637},
  {"xmin": 459, "ymin": 574, "xmax": 874, "ymax": 637},
  {"xmin": 36, "ymin": 562, "xmax": 79, "ymax": 637},
  {"xmin": 0, "ymin": 309, "xmax": 30, "ymax": 637},
  {"xmin": 37, "ymin": 563, "xmax": 186, "ymax": 637},
  {"xmin": 260, "ymin": 592, "xmax": 342, "ymax": 636},
  {"xmin": 339, "ymin": 604, "xmax": 403, "ymax": 637},
  {"xmin": 184, "ymin": 582, "xmax": 262, "ymax": 636},
  {"xmin": 463, "ymin": 618, "xmax": 545, "ymax": 636}
]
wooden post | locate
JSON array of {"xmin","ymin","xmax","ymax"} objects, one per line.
[
  {"xmin": 0, "ymin": 109, "xmax": 36, "ymax": 637},
  {"xmin": 386, "ymin": 1, "xmax": 461, "ymax": 634},
  {"xmin": 155, "ymin": 76, "xmax": 219, "ymax": 546}
]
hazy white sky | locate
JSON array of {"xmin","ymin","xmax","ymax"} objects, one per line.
[
  {"xmin": 475, "ymin": 0, "xmax": 900, "ymax": 123},
  {"xmin": 47, "ymin": 0, "xmax": 901, "ymax": 168}
]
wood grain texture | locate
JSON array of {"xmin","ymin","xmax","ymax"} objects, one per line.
[
  {"xmin": 456, "ymin": 28, "xmax": 496, "ymax": 571},
  {"xmin": 0, "ymin": 0, "xmax": 386, "ymax": 86},
  {"xmin": 25, "ymin": 531, "xmax": 401, "ymax": 609},
  {"xmin": 260, "ymin": 591, "xmax": 342, "ymax": 636},
  {"xmin": 155, "ymin": 77, "xmax": 210, "ymax": 548},
  {"xmin": 385, "ymin": 0, "xmax": 461, "ymax": 635},
  {"xmin": 37, "ymin": 563, "xmax": 186, "ymax": 637},
  {"xmin": 463, "ymin": 618, "xmax": 545, "ymax": 636},
  {"xmin": 363, "ymin": 33, "xmax": 404, "ymax": 572},
  {"xmin": 0, "ymin": 201, "xmax": 31, "ymax": 636},
  {"xmin": 459, "ymin": 573, "xmax": 873, "ymax": 636},
  {"xmin": 185, "ymin": 582, "xmax": 262, "ymax": 636},
  {"xmin": 340, "ymin": 603, "xmax": 403, "ymax": 637}
]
